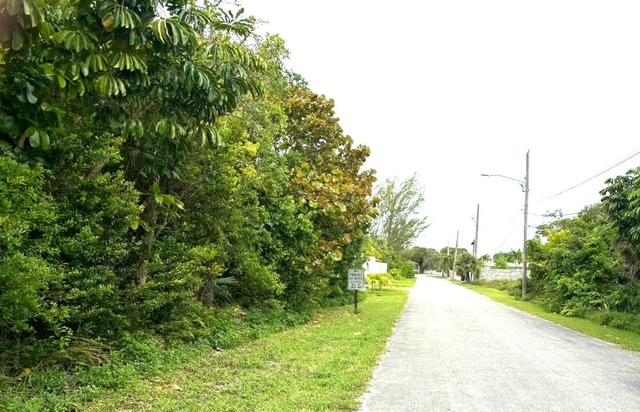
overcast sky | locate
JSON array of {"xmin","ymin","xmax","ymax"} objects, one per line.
[{"xmin": 241, "ymin": 0, "xmax": 640, "ymax": 257}]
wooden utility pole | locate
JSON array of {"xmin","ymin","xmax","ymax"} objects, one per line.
[
  {"xmin": 522, "ymin": 151, "xmax": 530, "ymax": 298},
  {"xmin": 474, "ymin": 204, "xmax": 479, "ymax": 258},
  {"xmin": 451, "ymin": 230, "xmax": 459, "ymax": 280}
]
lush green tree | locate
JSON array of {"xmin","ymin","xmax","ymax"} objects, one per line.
[
  {"xmin": 493, "ymin": 255, "xmax": 509, "ymax": 269},
  {"xmin": 528, "ymin": 204, "xmax": 622, "ymax": 315},
  {"xmin": 439, "ymin": 247, "xmax": 467, "ymax": 255},
  {"xmin": 0, "ymin": 0, "xmax": 265, "ymax": 286},
  {"xmin": 423, "ymin": 248, "xmax": 441, "ymax": 271},
  {"xmin": 0, "ymin": 2, "xmax": 379, "ymax": 375},
  {"xmin": 601, "ymin": 167, "xmax": 640, "ymax": 280},
  {"xmin": 406, "ymin": 247, "xmax": 440, "ymax": 273},
  {"xmin": 455, "ymin": 250, "xmax": 480, "ymax": 281},
  {"xmin": 406, "ymin": 247, "xmax": 428, "ymax": 273},
  {"xmin": 0, "ymin": 1, "xmax": 270, "ymax": 367},
  {"xmin": 478, "ymin": 254, "xmax": 491, "ymax": 265},
  {"xmin": 372, "ymin": 174, "xmax": 429, "ymax": 252},
  {"xmin": 279, "ymin": 86, "xmax": 376, "ymax": 303},
  {"xmin": 0, "ymin": 157, "xmax": 58, "ymax": 350},
  {"xmin": 493, "ymin": 250, "xmax": 521, "ymax": 268},
  {"xmin": 507, "ymin": 250, "xmax": 523, "ymax": 268},
  {"xmin": 438, "ymin": 254, "xmax": 453, "ymax": 273}
]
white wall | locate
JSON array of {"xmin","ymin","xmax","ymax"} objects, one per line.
[
  {"xmin": 363, "ymin": 256, "xmax": 387, "ymax": 275},
  {"xmin": 481, "ymin": 268, "xmax": 521, "ymax": 281}
]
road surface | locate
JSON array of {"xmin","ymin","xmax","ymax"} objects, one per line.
[{"xmin": 360, "ymin": 275, "xmax": 640, "ymax": 412}]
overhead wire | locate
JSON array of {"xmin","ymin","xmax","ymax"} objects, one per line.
[
  {"xmin": 528, "ymin": 212, "xmax": 580, "ymax": 217},
  {"xmin": 491, "ymin": 212, "xmax": 523, "ymax": 254},
  {"xmin": 531, "ymin": 147, "xmax": 640, "ymax": 205},
  {"xmin": 473, "ymin": 148, "xmax": 639, "ymax": 254}
]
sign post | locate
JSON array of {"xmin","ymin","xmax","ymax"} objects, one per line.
[{"xmin": 348, "ymin": 269, "xmax": 366, "ymax": 312}]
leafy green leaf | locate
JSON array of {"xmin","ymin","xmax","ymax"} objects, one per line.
[
  {"xmin": 11, "ymin": 28, "xmax": 24, "ymax": 50},
  {"xmin": 40, "ymin": 130, "xmax": 50, "ymax": 149},
  {"xmin": 7, "ymin": 0, "xmax": 21, "ymax": 16},
  {"xmin": 28, "ymin": 130, "xmax": 41, "ymax": 147},
  {"xmin": 25, "ymin": 83, "xmax": 37, "ymax": 103}
]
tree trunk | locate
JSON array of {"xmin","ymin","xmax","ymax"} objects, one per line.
[
  {"xmin": 135, "ymin": 261, "xmax": 149, "ymax": 286},
  {"xmin": 86, "ymin": 162, "xmax": 106, "ymax": 179},
  {"xmin": 17, "ymin": 133, "xmax": 26, "ymax": 149},
  {"xmin": 135, "ymin": 200, "xmax": 159, "ymax": 286},
  {"xmin": 136, "ymin": 229, "xmax": 155, "ymax": 286}
]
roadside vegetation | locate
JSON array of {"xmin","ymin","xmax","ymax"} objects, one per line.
[
  {"xmin": 6, "ymin": 288, "xmax": 408, "ymax": 411},
  {"xmin": 396, "ymin": 278, "xmax": 417, "ymax": 288}
]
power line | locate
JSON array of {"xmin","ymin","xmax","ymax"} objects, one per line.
[
  {"xmin": 531, "ymin": 147, "xmax": 640, "ymax": 204},
  {"xmin": 491, "ymin": 212, "xmax": 523, "ymax": 254},
  {"xmin": 505, "ymin": 208, "xmax": 523, "ymax": 225},
  {"xmin": 529, "ymin": 211, "xmax": 580, "ymax": 217}
]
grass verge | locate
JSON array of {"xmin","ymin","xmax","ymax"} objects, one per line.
[
  {"xmin": 395, "ymin": 278, "xmax": 417, "ymax": 288},
  {"xmin": 463, "ymin": 283, "xmax": 640, "ymax": 351},
  {"xmin": 80, "ymin": 288, "xmax": 408, "ymax": 411}
]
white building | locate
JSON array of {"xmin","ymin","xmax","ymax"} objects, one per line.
[{"xmin": 363, "ymin": 256, "xmax": 387, "ymax": 276}]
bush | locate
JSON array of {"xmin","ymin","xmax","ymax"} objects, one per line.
[
  {"xmin": 388, "ymin": 255, "xmax": 415, "ymax": 278},
  {"xmin": 474, "ymin": 279, "xmax": 523, "ymax": 299},
  {"xmin": 586, "ymin": 311, "xmax": 640, "ymax": 334},
  {"xmin": 366, "ymin": 274, "xmax": 396, "ymax": 290},
  {"xmin": 493, "ymin": 256, "xmax": 509, "ymax": 269},
  {"xmin": 0, "ymin": 157, "xmax": 63, "ymax": 372}
]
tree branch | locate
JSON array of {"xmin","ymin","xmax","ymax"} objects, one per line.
[
  {"xmin": 16, "ymin": 133, "xmax": 26, "ymax": 149},
  {"xmin": 86, "ymin": 162, "xmax": 106, "ymax": 179}
]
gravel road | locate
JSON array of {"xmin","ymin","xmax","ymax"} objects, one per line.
[{"xmin": 360, "ymin": 275, "xmax": 640, "ymax": 412}]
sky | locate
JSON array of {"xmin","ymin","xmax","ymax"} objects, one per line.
[{"xmin": 240, "ymin": 0, "xmax": 640, "ymax": 257}]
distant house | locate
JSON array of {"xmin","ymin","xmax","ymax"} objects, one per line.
[{"xmin": 363, "ymin": 256, "xmax": 387, "ymax": 276}]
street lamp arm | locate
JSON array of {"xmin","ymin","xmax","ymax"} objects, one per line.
[
  {"xmin": 481, "ymin": 173, "xmax": 525, "ymax": 191},
  {"xmin": 480, "ymin": 174, "xmax": 524, "ymax": 184}
]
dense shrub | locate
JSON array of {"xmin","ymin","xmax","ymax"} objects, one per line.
[
  {"xmin": 528, "ymin": 205, "xmax": 623, "ymax": 316},
  {"xmin": 0, "ymin": 157, "xmax": 62, "ymax": 370}
]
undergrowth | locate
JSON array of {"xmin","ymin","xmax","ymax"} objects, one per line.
[{"xmin": 0, "ymin": 305, "xmax": 313, "ymax": 411}]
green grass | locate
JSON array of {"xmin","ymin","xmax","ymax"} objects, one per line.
[
  {"xmin": 81, "ymin": 289, "xmax": 408, "ymax": 411},
  {"xmin": 463, "ymin": 283, "xmax": 640, "ymax": 351},
  {"xmin": 395, "ymin": 278, "xmax": 417, "ymax": 288}
]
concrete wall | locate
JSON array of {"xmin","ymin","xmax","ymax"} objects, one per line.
[
  {"xmin": 480, "ymin": 268, "xmax": 521, "ymax": 281},
  {"xmin": 363, "ymin": 256, "xmax": 387, "ymax": 275}
]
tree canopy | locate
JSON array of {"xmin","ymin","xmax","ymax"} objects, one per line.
[
  {"xmin": 601, "ymin": 167, "xmax": 640, "ymax": 280},
  {"xmin": 371, "ymin": 173, "xmax": 429, "ymax": 252},
  {"xmin": 406, "ymin": 247, "xmax": 440, "ymax": 273},
  {"xmin": 0, "ymin": 1, "xmax": 377, "ymax": 376}
]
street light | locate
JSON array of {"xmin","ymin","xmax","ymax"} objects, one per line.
[
  {"xmin": 480, "ymin": 174, "xmax": 525, "ymax": 191},
  {"xmin": 471, "ymin": 204, "xmax": 479, "ymax": 258},
  {"xmin": 481, "ymin": 151, "xmax": 530, "ymax": 298}
]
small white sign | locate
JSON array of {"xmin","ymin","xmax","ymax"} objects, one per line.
[{"xmin": 348, "ymin": 269, "xmax": 366, "ymax": 291}]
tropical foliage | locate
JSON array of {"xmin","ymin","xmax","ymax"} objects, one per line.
[
  {"xmin": 600, "ymin": 166, "xmax": 640, "ymax": 281},
  {"xmin": 0, "ymin": 0, "xmax": 377, "ymax": 382},
  {"xmin": 527, "ymin": 199, "xmax": 640, "ymax": 322}
]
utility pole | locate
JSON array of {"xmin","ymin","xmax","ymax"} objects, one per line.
[
  {"xmin": 522, "ymin": 150, "xmax": 530, "ymax": 298},
  {"xmin": 480, "ymin": 151, "xmax": 529, "ymax": 296},
  {"xmin": 451, "ymin": 230, "xmax": 459, "ymax": 280},
  {"xmin": 473, "ymin": 204, "xmax": 479, "ymax": 258}
]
